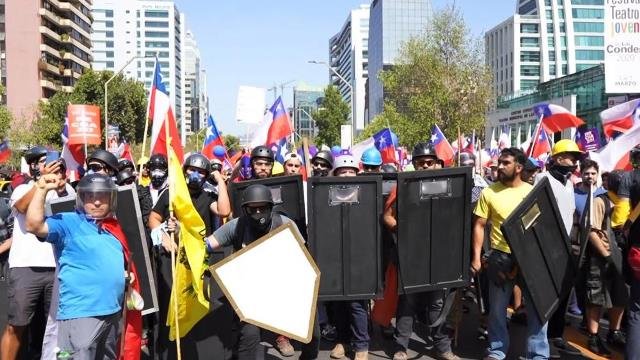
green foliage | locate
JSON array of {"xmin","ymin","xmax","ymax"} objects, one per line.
[
  {"xmin": 360, "ymin": 5, "xmax": 492, "ymax": 148},
  {"xmin": 312, "ymin": 85, "xmax": 350, "ymax": 147},
  {"xmin": 223, "ymin": 134, "xmax": 240, "ymax": 153},
  {"xmin": 0, "ymin": 105, "xmax": 12, "ymax": 139}
]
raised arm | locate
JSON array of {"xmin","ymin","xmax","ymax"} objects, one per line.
[{"xmin": 25, "ymin": 173, "xmax": 60, "ymax": 238}]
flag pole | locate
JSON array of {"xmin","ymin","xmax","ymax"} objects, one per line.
[
  {"xmin": 165, "ymin": 113, "xmax": 182, "ymax": 359},
  {"xmin": 457, "ymin": 126, "xmax": 462, "ymax": 166},
  {"xmin": 138, "ymin": 57, "xmax": 157, "ymax": 184},
  {"xmin": 529, "ymin": 114, "xmax": 544, "ymax": 158},
  {"xmin": 302, "ymin": 137, "xmax": 312, "ymax": 177}
]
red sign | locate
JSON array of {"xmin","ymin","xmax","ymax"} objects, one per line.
[{"xmin": 67, "ymin": 104, "xmax": 101, "ymax": 145}]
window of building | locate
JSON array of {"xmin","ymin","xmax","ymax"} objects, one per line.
[
  {"xmin": 571, "ymin": 0, "xmax": 603, "ymax": 4},
  {"xmin": 145, "ymin": 10, "xmax": 169, "ymax": 18},
  {"xmin": 559, "ymin": 23, "xmax": 565, "ymax": 32},
  {"xmin": 547, "ymin": 23, "xmax": 554, "ymax": 33},
  {"xmin": 572, "ymin": 8, "xmax": 604, "ymax": 19},
  {"xmin": 105, "ymin": 20, "xmax": 113, "ymax": 28},
  {"xmin": 557, "ymin": 0, "xmax": 563, "ymax": 4},
  {"xmin": 545, "ymin": 0, "xmax": 552, "ymax": 5},
  {"xmin": 573, "ymin": 22, "xmax": 604, "ymax": 32},
  {"xmin": 521, "ymin": 64, "xmax": 540, "ymax": 76},
  {"xmin": 576, "ymin": 49, "xmax": 604, "ymax": 60},
  {"xmin": 521, "ymin": 24, "xmax": 539, "ymax": 33},
  {"xmin": 548, "ymin": 37, "xmax": 555, "ymax": 46},
  {"xmin": 145, "ymin": 21, "xmax": 169, "ymax": 28},
  {"xmin": 576, "ymin": 63, "xmax": 597, "ymax": 71},
  {"xmin": 106, "ymin": 41, "xmax": 114, "ymax": 47},
  {"xmin": 521, "ymin": 51, "xmax": 540, "ymax": 62},
  {"xmin": 562, "ymin": 50, "xmax": 567, "ymax": 60},
  {"xmin": 549, "ymin": 50, "xmax": 556, "ymax": 61},
  {"xmin": 520, "ymin": 37, "xmax": 539, "ymax": 47},
  {"xmin": 519, "ymin": 0, "xmax": 537, "ymax": 14},
  {"xmin": 106, "ymin": 61, "xmax": 114, "ymax": 68},
  {"xmin": 145, "ymin": 41, "xmax": 169, "ymax": 48},
  {"xmin": 521, "ymin": 79, "xmax": 539, "ymax": 90},
  {"xmin": 145, "ymin": 61, "xmax": 155, "ymax": 67},
  {"xmin": 560, "ymin": 36, "xmax": 567, "ymax": 47},
  {"xmin": 106, "ymin": 31, "xmax": 113, "ymax": 38},
  {"xmin": 145, "ymin": 31, "xmax": 169, "ymax": 38},
  {"xmin": 562, "ymin": 64, "xmax": 568, "ymax": 74},
  {"xmin": 575, "ymin": 35, "xmax": 604, "ymax": 46},
  {"xmin": 106, "ymin": 51, "xmax": 114, "ymax": 58},
  {"xmin": 105, "ymin": 10, "xmax": 113, "ymax": 17},
  {"xmin": 549, "ymin": 64, "xmax": 556, "ymax": 75}
]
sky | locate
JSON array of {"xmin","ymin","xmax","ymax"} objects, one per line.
[{"xmin": 175, "ymin": 0, "xmax": 516, "ymax": 137}]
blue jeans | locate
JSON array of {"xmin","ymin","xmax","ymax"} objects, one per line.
[
  {"xmin": 486, "ymin": 251, "xmax": 549, "ymax": 359},
  {"xmin": 627, "ymin": 277, "xmax": 640, "ymax": 360},
  {"xmin": 334, "ymin": 300, "xmax": 369, "ymax": 351}
]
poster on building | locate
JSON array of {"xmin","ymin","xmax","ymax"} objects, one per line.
[
  {"xmin": 604, "ymin": 1, "xmax": 640, "ymax": 93},
  {"xmin": 67, "ymin": 104, "xmax": 101, "ymax": 145},
  {"xmin": 236, "ymin": 86, "xmax": 267, "ymax": 124}
]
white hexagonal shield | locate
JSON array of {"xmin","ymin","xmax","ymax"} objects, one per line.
[{"xmin": 210, "ymin": 222, "xmax": 321, "ymax": 343}]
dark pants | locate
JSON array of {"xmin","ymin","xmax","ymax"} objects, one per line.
[
  {"xmin": 394, "ymin": 290, "xmax": 452, "ymax": 354},
  {"xmin": 548, "ymin": 288, "xmax": 570, "ymax": 339},
  {"xmin": 334, "ymin": 300, "xmax": 370, "ymax": 352},
  {"xmin": 627, "ymin": 278, "xmax": 640, "ymax": 359}
]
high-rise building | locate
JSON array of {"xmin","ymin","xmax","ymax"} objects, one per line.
[
  {"xmin": 485, "ymin": 0, "xmax": 605, "ymax": 100},
  {"xmin": 293, "ymin": 83, "xmax": 324, "ymax": 139},
  {"xmin": 329, "ymin": 4, "xmax": 369, "ymax": 136},
  {"xmin": 5, "ymin": 0, "xmax": 93, "ymax": 120},
  {"xmin": 92, "ymin": 0, "xmax": 184, "ymax": 137},
  {"xmin": 367, "ymin": 0, "xmax": 433, "ymax": 122},
  {"xmin": 183, "ymin": 29, "xmax": 204, "ymax": 136}
]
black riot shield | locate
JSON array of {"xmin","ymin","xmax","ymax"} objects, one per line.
[
  {"xmin": 229, "ymin": 175, "xmax": 306, "ymax": 229},
  {"xmin": 48, "ymin": 186, "xmax": 159, "ymax": 315},
  {"xmin": 501, "ymin": 177, "xmax": 576, "ymax": 324},
  {"xmin": 307, "ymin": 176, "xmax": 383, "ymax": 300},
  {"xmin": 396, "ymin": 167, "xmax": 472, "ymax": 294}
]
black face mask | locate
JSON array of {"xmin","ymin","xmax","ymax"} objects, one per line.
[
  {"xmin": 549, "ymin": 163, "xmax": 577, "ymax": 183},
  {"xmin": 312, "ymin": 168, "xmax": 330, "ymax": 177},
  {"xmin": 186, "ymin": 172, "xmax": 206, "ymax": 192},
  {"xmin": 245, "ymin": 207, "xmax": 273, "ymax": 233}
]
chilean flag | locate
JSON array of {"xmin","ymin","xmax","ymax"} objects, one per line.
[
  {"xmin": 148, "ymin": 60, "xmax": 184, "ymax": 162},
  {"xmin": 201, "ymin": 115, "xmax": 225, "ymax": 160},
  {"xmin": 533, "ymin": 103, "xmax": 585, "ymax": 133},
  {"xmin": 600, "ymin": 98, "xmax": 640, "ymax": 139},
  {"xmin": 61, "ymin": 116, "xmax": 85, "ymax": 181},
  {"xmin": 0, "ymin": 139, "xmax": 10, "ymax": 164},
  {"xmin": 372, "ymin": 128, "xmax": 397, "ymax": 164},
  {"xmin": 250, "ymin": 97, "xmax": 293, "ymax": 147},
  {"xmin": 529, "ymin": 126, "xmax": 552, "ymax": 159},
  {"xmin": 589, "ymin": 122, "xmax": 640, "ymax": 172},
  {"xmin": 431, "ymin": 124, "xmax": 455, "ymax": 166}
]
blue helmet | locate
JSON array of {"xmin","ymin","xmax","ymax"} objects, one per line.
[{"xmin": 361, "ymin": 147, "xmax": 383, "ymax": 166}]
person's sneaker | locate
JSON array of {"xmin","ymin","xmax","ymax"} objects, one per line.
[
  {"xmin": 607, "ymin": 329, "xmax": 626, "ymax": 348},
  {"xmin": 321, "ymin": 324, "xmax": 337, "ymax": 342},
  {"xmin": 567, "ymin": 304, "xmax": 582, "ymax": 316},
  {"xmin": 550, "ymin": 337, "xmax": 582, "ymax": 356},
  {"xmin": 588, "ymin": 333, "xmax": 612, "ymax": 357},
  {"xmin": 275, "ymin": 336, "xmax": 295, "ymax": 357},
  {"xmin": 381, "ymin": 324, "xmax": 395, "ymax": 339},
  {"xmin": 434, "ymin": 351, "xmax": 460, "ymax": 360},
  {"xmin": 354, "ymin": 350, "xmax": 368, "ymax": 360},
  {"xmin": 392, "ymin": 351, "xmax": 408, "ymax": 360},
  {"xmin": 330, "ymin": 343, "xmax": 346, "ymax": 359}
]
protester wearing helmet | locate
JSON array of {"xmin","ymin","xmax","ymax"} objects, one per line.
[
  {"xmin": 533, "ymin": 139, "xmax": 584, "ymax": 357},
  {"xmin": 283, "ymin": 152, "xmax": 303, "ymax": 176},
  {"xmin": 333, "ymin": 154, "xmax": 359, "ymax": 177},
  {"xmin": 205, "ymin": 184, "xmax": 319, "ymax": 359},
  {"xmin": 411, "ymin": 142, "xmax": 440, "ymax": 171},
  {"xmin": 146, "ymin": 154, "xmax": 168, "ymax": 205},
  {"xmin": 118, "ymin": 159, "xmax": 135, "ymax": 174},
  {"xmin": 25, "ymin": 173, "xmax": 127, "ymax": 359},
  {"xmin": 250, "ymin": 145, "xmax": 275, "ymax": 179},
  {"xmin": 311, "ymin": 150, "xmax": 334, "ymax": 177},
  {"xmin": 361, "ymin": 148, "xmax": 383, "ymax": 173},
  {"xmin": 86, "ymin": 149, "xmax": 119, "ymax": 177},
  {"xmin": 24, "ymin": 146, "xmax": 48, "ymax": 180}
]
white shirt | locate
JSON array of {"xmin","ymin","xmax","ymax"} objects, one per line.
[{"xmin": 535, "ymin": 172, "xmax": 575, "ymax": 237}]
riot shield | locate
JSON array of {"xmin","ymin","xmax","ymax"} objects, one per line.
[
  {"xmin": 48, "ymin": 186, "xmax": 159, "ymax": 315},
  {"xmin": 307, "ymin": 176, "xmax": 383, "ymax": 300},
  {"xmin": 501, "ymin": 177, "xmax": 575, "ymax": 324},
  {"xmin": 396, "ymin": 167, "xmax": 472, "ymax": 294},
  {"xmin": 229, "ymin": 175, "xmax": 306, "ymax": 227}
]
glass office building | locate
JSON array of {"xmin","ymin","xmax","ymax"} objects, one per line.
[{"xmin": 293, "ymin": 85, "xmax": 324, "ymax": 138}]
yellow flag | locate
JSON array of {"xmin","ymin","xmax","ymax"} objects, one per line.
[{"xmin": 166, "ymin": 147, "xmax": 209, "ymax": 340}]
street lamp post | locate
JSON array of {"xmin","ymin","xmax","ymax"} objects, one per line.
[
  {"xmin": 308, "ymin": 60, "xmax": 355, "ymax": 146},
  {"xmin": 104, "ymin": 54, "xmax": 155, "ymax": 148}
]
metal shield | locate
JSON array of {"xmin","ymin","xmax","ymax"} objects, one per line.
[
  {"xmin": 307, "ymin": 175, "xmax": 383, "ymax": 300},
  {"xmin": 501, "ymin": 177, "xmax": 576, "ymax": 324},
  {"xmin": 396, "ymin": 167, "xmax": 472, "ymax": 294},
  {"xmin": 48, "ymin": 186, "xmax": 159, "ymax": 315}
]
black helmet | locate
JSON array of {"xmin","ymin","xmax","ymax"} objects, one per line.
[
  {"xmin": 24, "ymin": 146, "xmax": 48, "ymax": 164},
  {"xmin": 183, "ymin": 153, "xmax": 211, "ymax": 173},
  {"xmin": 118, "ymin": 159, "xmax": 134, "ymax": 173},
  {"xmin": 241, "ymin": 184, "xmax": 274, "ymax": 207},
  {"xmin": 75, "ymin": 173, "xmax": 118, "ymax": 219},
  {"xmin": 457, "ymin": 152, "xmax": 476, "ymax": 166},
  {"xmin": 116, "ymin": 168, "xmax": 136, "ymax": 186},
  {"xmin": 412, "ymin": 142, "xmax": 438, "ymax": 159},
  {"xmin": 148, "ymin": 154, "xmax": 168, "ymax": 171},
  {"xmin": 311, "ymin": 150, "xmax": 334, "ymax": 169},
  {"xmin": 250, "ymin": 146, "xmax": 274, "ymax": 162},
  {"xmin": 87, "ymin": 149, "xmax": 119, "ymax": 173}
]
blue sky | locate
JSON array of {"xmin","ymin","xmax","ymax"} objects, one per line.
[{"xmin": 175, "ymin": 0, "xmax": 515, "ymax": 136}]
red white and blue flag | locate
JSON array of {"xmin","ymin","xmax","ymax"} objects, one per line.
[
  {"xmin": 0, "ymin": 139, "xmax": 10, "ymax": 164},
  {"xmin": 202, "ymin": 115, "xmax": 225, "ymax": 160},
  {"xmin": 250, "ymin": 96, "xmax": 293, "ymax": 148},
  {"xmin": 61, "ymin": 116, "xmax": 85, "ymax": 181},
  {"xmin": 533, "ymin": 103, "xmax": 584, "ymax": 133},
  {"xmin": 529, "ymin": 126, "xmax": 552, "ymax": 159},
  {"xmin": 431, "ymin": 124, "xmax": 455, "ymax": 166},
  {"xmin": 148, "ymin": 59, "xmax": 184, "ymax": 162},
  {"xmin": 599, "ymin": 98, "xmax": 640, "ymax": 139},
  {"xmin": 372, "ymin": 128, "xmax": 397, "ymax": 164}
]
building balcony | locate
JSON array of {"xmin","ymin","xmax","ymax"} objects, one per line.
[
  {"xmin": 40, "ymin": 79, "xmax": 60, "ymax": 91},
  {"xmin": 38, "ymin": 7, "xmax": 61, "ymax": 25},
  {"xmin": 38, "ymin": 58, "xmax": 61, "ymax": 74},
  {"xmin": 40, "ymin": 44, "xmax": 61, "ymax": 59},
  {"xmin": 51, "ymin": 0, "xmax": 92, "ymax": 27},
  {"xmin": 59, "ymin": 18, "xmax": 91, "ymax": 39},
  {"xmin": 60, "ymin": 33, "xmax": 91, "ymax": 54},
  {"xmin": 39, "ymin": 26, "xmax": 62, "ymax": 43},
  {"xmin": 61, "ymin": 51, "xmax": 90, "ymax": 69}
]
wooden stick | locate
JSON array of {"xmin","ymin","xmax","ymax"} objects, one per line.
[
  {"xmin": 302, "ymin": 137, "xmax": 312, "ymax": 178},
  {"xmin": 138, "ymin": 57, "xmax": 155, "ymax": 184}
]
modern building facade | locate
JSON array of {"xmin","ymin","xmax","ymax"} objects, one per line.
[
  {"xmin": 182, "ymin": 29, "xmax": 206, "ymax": 136},
  {"xmin": 5, "ymin": 0, "xmax": 93, "ymax": 120},
  {"xmin": 485, "ymin": 0, "xmax": 606, "ymax": 101},
  {"xmin": 293, "ymin": 83, "xmax": 324, "ymax": 139},
  {"xmin": 367, "ymin": 0, "xmax": 433, "ymax": 122},
  {"xmin": 92, "ymin": 0, "xmax": 184, "ymax": 133},
  {"xmin": 329, "ymin": 4, "xmax": 369, "ymax": 136}
]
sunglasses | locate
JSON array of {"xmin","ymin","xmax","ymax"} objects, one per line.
[
  {"xmin": 88, "ymin": 163, "xmax": 109, "ymax": 172},
  {"xmin": 415, "ymin": 158, "xmax": 436, "ymax": 167},
  {"xmin": 245, "ymin": 205, "xmax": 271, "ymax": 215},
  {"xmin": 312, "ymin": 161, "xmax": 330, "ymax": 169}
]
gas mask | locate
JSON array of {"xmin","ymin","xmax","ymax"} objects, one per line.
[
  {"xmin": 244, "ymin": 206, "xmax": 273, "ymax": 233},
  {"xmin": 150, "ymin": 169, "xmax": 167, "ymax": 189},
  {"xmin": 186, "ymin": 171, "xmax": 206, "ymax": 191}
]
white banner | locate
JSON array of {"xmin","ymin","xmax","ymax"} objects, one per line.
[
  {"xmin": 236, "ymin": 86, "xmax": 267, "ymax": 124},
  {"xmin": 605, "ymin": 1, "xmax": 640, "ymax": 93},
  {"xmin": 340, "ymin": 125, "xmax": 352, "ymax": 149}
]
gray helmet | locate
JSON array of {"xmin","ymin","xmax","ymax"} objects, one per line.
[
  {"xmin": 412, "ymin": 142, "xmax": 438, "ymax": 159},
  {"xmin": 332, "ymin": 154, "xmax": 359, "ymax": 174},
  {"xmin": 76, "ymin": 173, "xmax": 118, "ymax": 219},
  {"xmin": 116, "ymin": 168, "xmax": 136, "ymax": 186},
  {"xmin": 241, "ymin": 184, "xmax": 274, "ymax": 207},
  {"xmin": 118, "ymin": 159, "xmax": 134, "ymax": 173},
  {"xmin": 183, "ymin": 153, "xmax": 211, "ymax": 173},
  {"xmin": 148, "ymin": 154, "xmax": 168, "ymax": 171},
  {"xmin": 311, "ymin": 150, "xmax": 334, "ymax": 169},
  {"xmin": 251, "ymin": 146, "xmax": 274, "ymax": 162},
  {"xmin": 24, "ymin": 146, "xmax": 48, "ymax": 164},
  {"xmin": 87, "ymin": 149, "xmax": 119, "ymax": 174}
]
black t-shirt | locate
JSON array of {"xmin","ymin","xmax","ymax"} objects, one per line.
[{"xmin": 152, "ymin": 189, "xmax": 219, "ymax": 235}]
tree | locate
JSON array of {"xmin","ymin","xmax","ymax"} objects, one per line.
[
  {"xmin": 37, "ymin": 69, "xmax": 148, "ymax": 147},
  {"xmin": 0, "ymin": 85, "xmax": 11, "ymax": 139},
  {"xmin": 312, "ymin": 85, "xmax": 350, "ymax": 147},
  {"xmin": 223, "ymin": 134, "xmax": 240, "ymax": 153},
  {"xmin": 359, "ymin": 6, "xmax": 492, "ymax": 148}
]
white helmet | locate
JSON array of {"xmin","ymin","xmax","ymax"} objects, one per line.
[{"xmin": 332, "ymin": 154, "xmax": 359, "ymax": 175}]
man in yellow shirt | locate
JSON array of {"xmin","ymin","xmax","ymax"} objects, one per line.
[{"xmin": 471, "ymin": 147, "xmax": 549, "ymax": 360}]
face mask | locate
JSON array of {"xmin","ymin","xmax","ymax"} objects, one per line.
[
  {"xmin": 187, "ymin": 171, "xmax": 205, "ymax": 191},
  {"xmin": 552, "ymin": 163, "xmax": 577, "ymax": 176},
  {"xmin": 312, "ymin": 168, "xmax": 330, "ymax": 177},
  {"xmin": 247, "ymin": 208, "xmax": 272, "ymax": 233}
]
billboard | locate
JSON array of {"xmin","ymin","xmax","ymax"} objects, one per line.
[{"xmin": 605, "ymin": 1, "xmax": 640, "ymax": 93}]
